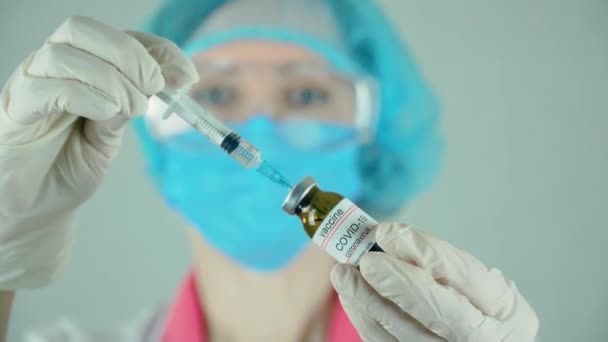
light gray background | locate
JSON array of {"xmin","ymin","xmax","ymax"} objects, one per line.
[{"xmin": 1, "ymin": 0, "xmax": 606, "ymax": 341}]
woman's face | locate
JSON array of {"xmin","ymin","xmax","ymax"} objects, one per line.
[
  {"xmin": 156, "ymin": 40, "xmax": 367, "ymax": 272},
  {"xmin": 188, "ymin": 40, "xmax": 356, "ymax": 126}
]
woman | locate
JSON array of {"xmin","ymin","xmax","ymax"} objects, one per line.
[{"xmin": 0, "ymin": 0, "xmax": 539, "ymax": 341}]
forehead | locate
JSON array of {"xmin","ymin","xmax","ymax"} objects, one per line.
[{"xmin": 190, "ymin": 40, "xmax": 329, "ymax": 66}]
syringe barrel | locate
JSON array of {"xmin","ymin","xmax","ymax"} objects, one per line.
[
  {"xmin": 231, "ymin": 140, "xmax": 262, "ymax": 169},
  {"xmin": 154, "ymin": 89, "xmax": 262, "ymax": 169},
  {"xmin": 156, "ymin": 89, "xmax": 230, "ymax": 147}
]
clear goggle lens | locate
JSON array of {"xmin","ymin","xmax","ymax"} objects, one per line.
[{"xmin": 146, "ymin": 62, "xmax": 378, "ymax": 151}]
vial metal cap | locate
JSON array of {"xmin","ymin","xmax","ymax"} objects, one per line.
[{"xmin": 282, "ymin": 176, "xmax": 318, "ymax": 215}]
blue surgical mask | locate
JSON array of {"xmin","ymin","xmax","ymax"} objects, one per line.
[{"xmin": 156, "ymin": 116, "xmax": 361, "ymax": 271}]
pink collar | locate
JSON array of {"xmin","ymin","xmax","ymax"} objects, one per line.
[{"xmin": 162, "ymin": 272, "xmax": 361, "ymax": 342}]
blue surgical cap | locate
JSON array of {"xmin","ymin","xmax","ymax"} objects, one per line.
[{"xmin": 133, "ymin": 0, "xmax": 443, "ymax": 218}]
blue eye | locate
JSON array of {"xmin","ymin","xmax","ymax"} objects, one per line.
[
  {"xmin": 192, "ymin": 86, "xmax": 236, "ymax": 106},
  {"xmin": 286, "ymin": 88, "xmax": 329, "ymax": 107}
]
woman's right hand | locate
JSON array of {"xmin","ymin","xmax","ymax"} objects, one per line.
[{"xmin": 0, "ymin": 16, "xmax": 198, "ymax": 289}]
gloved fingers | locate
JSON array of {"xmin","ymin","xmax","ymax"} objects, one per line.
[
  {"xmin": 359, "ymin": 253, "xmax": 487, "ymax": 341},
  {"xmin": 53, "ymin": 116, "xmax": 127, "ymax": 192},
  {"xmin": 339, "ymin": 301, "xmax": 398, "ymax": 342},
  {"xmin": 47, "ymin": 16, "xmax": 165, "ymax": 96},
  {"xmin": 449, "ymin": 303, "xmax": 536, "ymax": 342},
  {"xmin": 51, "ymin": 116, "xmax": 128, "ymax": 186},
  {"xmin": 26, "ymin": 43, "xmax": 148, "ymax": 118},
  {"xmin": 466, "ymin": 284, "xmax": 539, "ymax": 342},
  {"xmin": 4, "ymin": 63, "xmax": 119, "ymax": 127},
  {"xmin": 80, "ymin": 115, "xmax": 129, "ymax": 174},
  {"xmin": 126, "ymin": 31, "xmax": 199, "ymax": 90},
  {"xmin": 331, "ymin": 263, "xmax": 445, "ymax": 342},
  {"xmin": 375, "ymin": 222, "xmax": 513, "ymax": 319}
]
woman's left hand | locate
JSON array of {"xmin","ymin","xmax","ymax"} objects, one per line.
[{"xmin": 331, "ymin": 223, "xmax": 539, "ymax": 342}]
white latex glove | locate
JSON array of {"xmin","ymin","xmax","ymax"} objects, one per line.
[
  {"xmin": 0, "ymin": 16, "xmax": 198, "ymax": 289},
  {"xmin": 331, "ymin": 223, "xmax": 539, "ymax": 342}
]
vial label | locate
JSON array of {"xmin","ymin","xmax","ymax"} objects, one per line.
[{"xmin": 312, "ymin": 199, "xmax": 378, "ymax": 265}]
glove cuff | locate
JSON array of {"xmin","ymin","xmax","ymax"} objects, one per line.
[{"xmin": 0, "ymin": 212, "xmax": 76, "ymax": 289}]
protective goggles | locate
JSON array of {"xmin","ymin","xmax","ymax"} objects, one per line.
[{"xmin": 146, "ymin": 62, "xmax": 378, "ymax": 151}]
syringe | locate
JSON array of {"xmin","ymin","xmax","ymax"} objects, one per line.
[
  {"xmin": 154, "ymin": 89, "xmax": 261, "ymax": 169},
  {"xmin": 152, "ymin": 89, "xmax": 291, "ymax": 189}
]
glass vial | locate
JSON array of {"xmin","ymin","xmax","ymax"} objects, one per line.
[{"xmin": 282, "ymin": 176, "xmax": 383, "ymax": 265}]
